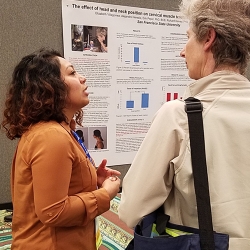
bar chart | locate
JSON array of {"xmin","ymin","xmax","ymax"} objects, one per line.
[
  {"xmin": 118, "ymin": 42, "xmax": 150, "ymax": 66},
  {"xmin": 117, "ymin": 89, "xmax": 150, "ymax": 111},
  {"xmin": 166, "ymin": 92, "xmax": 180, "ymax": 102},
  {"xmin": 126, "ymin": 92, "xmax": 149, "ymax": 109}
]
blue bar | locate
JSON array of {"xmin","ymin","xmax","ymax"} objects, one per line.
[
  {"xmin": 134, "ymin": 47, "xmax": 139, "ymax": 63},
  {"xmin": 126, "ymin": 100, "xmax": 134, "ymax": 108},
  {"xmin": 141, "ymin": 93, "xmax": 149, "ymax": 108}
]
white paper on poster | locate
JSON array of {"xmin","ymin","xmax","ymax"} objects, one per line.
[{"xmin": 62, "ymin": 0, "xmax": 192, "ymax": 166}]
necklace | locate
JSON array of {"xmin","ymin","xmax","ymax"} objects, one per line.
[{"xmin": 59, "ymin": 122, "xmax": 71, "ymax": 134}]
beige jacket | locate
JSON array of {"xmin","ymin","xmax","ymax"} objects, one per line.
[
  {"xmin": 118, "ymin": 71, "xmax": 250, "ymax": 249},
  {"xmin": 11, "ymin": 121, "xmax": 110, "ymax": 250}
]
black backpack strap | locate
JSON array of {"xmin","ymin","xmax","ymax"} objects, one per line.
[{"xmin": 185, "ymin": 97, "xmax": 215, "ymax": 250}]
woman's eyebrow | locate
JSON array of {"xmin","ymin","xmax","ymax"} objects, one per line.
[{"xmin": 66, "ymin": 65, "xmax": 74, "ymax": 70}]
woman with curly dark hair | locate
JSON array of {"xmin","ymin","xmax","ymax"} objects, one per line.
[{"xmin": 1, "ymin": 48, "xmax": 120, "ymax": 250}]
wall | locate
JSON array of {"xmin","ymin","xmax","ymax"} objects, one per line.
[{"xmin": 0, "ymin": 0, "xmax": 182, "ymax": 205}]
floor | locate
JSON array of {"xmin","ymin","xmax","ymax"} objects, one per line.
[{"xmin": 0, "ymin": 194, "xmax": 133, "ymax": 250}]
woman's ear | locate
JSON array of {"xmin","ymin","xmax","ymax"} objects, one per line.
[{"xmin": 204, "ymin": 28, "xmax": 216, "ymax": 51}]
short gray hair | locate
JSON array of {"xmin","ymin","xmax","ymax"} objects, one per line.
[{"xmin": 180, "ymin": 0, "xmax": 250, "ymax": 74}]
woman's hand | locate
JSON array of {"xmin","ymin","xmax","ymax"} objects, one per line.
[
  {"xmin": 96, "ymin": 159, "xmax": 121, "ymax": 188},
  {"xmin": 102, "ymin": 176, "xmax": 121, "ymax": 200},
  {"xmin": 97, "ymin": 35, "xmax": 108, "ymax": 52}
]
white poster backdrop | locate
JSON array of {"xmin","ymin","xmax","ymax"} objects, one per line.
[{"xmin": 62, "ymin": 0, "xmax": 192, "ymax": 166}]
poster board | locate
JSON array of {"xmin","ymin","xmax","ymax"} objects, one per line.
[{"xmin": 62, "ymin": 0, "xmax": 191, "ymax": 166}]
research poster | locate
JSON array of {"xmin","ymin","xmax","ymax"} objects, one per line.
[{"xmin": 62, "ymin": 0, "xmax": 192, "ymax": 166}]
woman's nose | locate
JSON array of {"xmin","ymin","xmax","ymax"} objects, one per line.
[
  {"xmin": 180, "ymin": 47, "xmax": 185, "ymax": 58},
  {"xmin": 79, "ymin": 76, "xmax": 86, "ymax": 84}
]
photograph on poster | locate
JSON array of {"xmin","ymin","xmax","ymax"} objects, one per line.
[
  {"xmin": 71, "ymin": 24, "xmax": 108, "ymax": 52},
  {"xmin": 89, "ymin": 126, "xmax": 107, "ymax": 150},
  {"xmin": 75, "ymin": 126, "xmax": 89, "ymax": 148}
]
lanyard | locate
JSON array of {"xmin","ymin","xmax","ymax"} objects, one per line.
[
  {"xmin": 71, "ymin": 130, "xmax": 102, "ymax": 247},
  {"xmin": 71, "ymin": 130, "xmax": 96, "ymax": 167}
]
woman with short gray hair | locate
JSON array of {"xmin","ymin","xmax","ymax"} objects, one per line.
[{"xmin": 119, "ymin": 0, "xmax": 250, "ymax": 249}]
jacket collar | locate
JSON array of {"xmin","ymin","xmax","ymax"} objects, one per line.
[{"xmin": 183, "ymin": 71, "xmax": 250, "ymax": 99}]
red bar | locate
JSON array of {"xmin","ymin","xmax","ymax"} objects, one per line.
[
  {"xmin": 174, "ymin": 93, "xmax": 178, "ymax": 100},
  {"xmin": 166, "ymin": 93, "xmax": 171, "ymax": 102}
]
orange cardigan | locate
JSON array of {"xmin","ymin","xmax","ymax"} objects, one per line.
[{"xmin": 11, "ymin": 121, "xmax": 110, "ymax": 250}]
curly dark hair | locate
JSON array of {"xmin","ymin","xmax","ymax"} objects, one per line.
[{"xmin": 1, "ymin": 48, "xmax": 83, "ymax": 140}]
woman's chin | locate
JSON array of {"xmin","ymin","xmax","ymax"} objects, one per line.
[{"xmin": 82, "ymin": 99, "xmax": 90, "ymax": 107}]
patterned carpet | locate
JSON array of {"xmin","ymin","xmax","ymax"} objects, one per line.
[
  {"xmin": 0, "ymin": 210, "xmax": 12, "ymax": 250},
  {"xmin": 99, "ymin": 195, "xmax": 133, "ymax": 250},
  {"xmin": 0, "ymin": 195, "xmax": 133, "ymax": 250}
]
